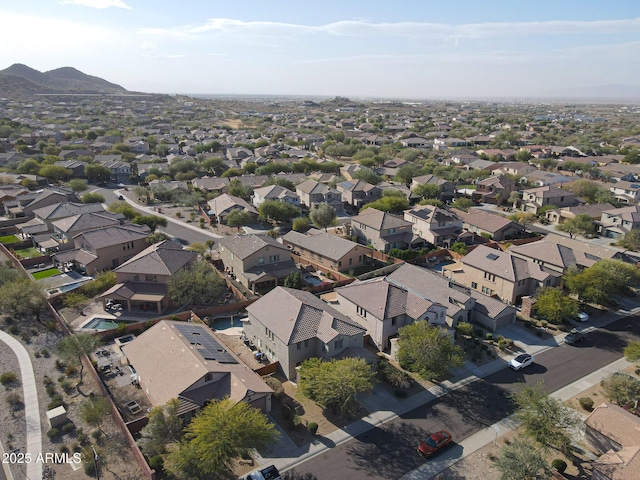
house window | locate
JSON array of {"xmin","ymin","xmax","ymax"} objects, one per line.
[
  {"xmin": 259, "ymin": 257, "xmax": 264, "ymax": 264},
  {"xmin": 349, "ymin": 258, "xmax": 352, "ymax": 265},
  {"xmin": 356, "ymin": 306, "xmax": 367, "ymax": 318},
  {"xmin": 391, "ymin": 316, "xmax": 397, "ymax": 325},
  {"xmin": 304, "ymin": 340, "xmax": 309, "ymax": 348},
  {"xmin": 205, "ymin": 373, "xmax": 212, "ymax": 382},
  {"xmin": 146, "ymin": 275, "xmax": 157, "ymax": 282},
  {"xmin": 297, "ymin": 342, "xmax": 301, "ymax": 350},
  {"xmin": 482, "ymin": 286, "xmax": 494, "ymax": 295},
  {"xmin": 338, "ymin": 261, "xmax": 342, "ymax": 267},
  {"xmin": 471, "ymin": 282, "xmax": 478, "ymax": 289},
  {"xmin": 388, "ymin": 228, "xmax": 396, "ymax": 234},
  {"xmin": 334, "ymin": 339, "xmax": 343, "ymax": 350},
  {"xmin": 265, "ymin": 327, "xmax": 275, "ymax": 342},
  {"xmin": 269, "ymin": 255, "xmax": 280, "ymax": 262}
]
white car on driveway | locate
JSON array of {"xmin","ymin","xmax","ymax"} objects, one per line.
[
  {"xmin": 509, "ymin": 354, "xmax": 534, "ymax": 371},
  {"xmin": 577, "ymin": 311, "xmax": 589, "ymax": 322}
]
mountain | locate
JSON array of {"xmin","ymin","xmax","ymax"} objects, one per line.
[{"xmin": 0, "ymin": 63, "xmax": 128, "ymax": 97}]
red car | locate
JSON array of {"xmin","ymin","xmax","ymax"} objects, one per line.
[{"xmin": 417, "ymin": 430, "xmax": 453, "ymax": 458}]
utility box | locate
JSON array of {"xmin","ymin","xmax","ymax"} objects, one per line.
[{"xmin": 46, "ymin": 406, "xmax": 68, "ymax": 428}]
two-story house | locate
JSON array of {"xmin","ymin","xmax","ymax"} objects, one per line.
[
  {"xmin": 521, "ymin": 185, "xmax": 578, "ymax": 214},
  {"xmin": 472, "ymin": 176, "xmax": 516, "ymax": 205},
  {"xmin": 282, "ymin": 229, "xmax": 373, "ymax": 273},
  {"xmin": 100, "ymin": 240, "xmax": 197, "ymax": 313},
  {"xmin": 217, "ymin": 234, "xmax": 297, "ymax": 293},
  {"xmin": 244, "ymin": 287, "xmax": 369, "ymax": 380},
  {"xmin": 4, "ymin": 187, "xmax": 77, "ymax": 219},
  {"xmin": 609, "ymin": 180, "xmax": 640, "ymax": 204},
  {"xmin": 443, "ymin": 245, "xmax": 552, "ymax": 305},
  {"xmin": 452, "ymin": 208, "xmax": 524, "ymax": 241},
  {"xmin": 350, "ymin": 208, "xmax": 416, "ymax": 252},
  {"xmin": 296, "ymin": 179, "xmax": 343, "ymax": 212},
  {"xmin": 336, "ymin": 179, "xmax": 381, "ymax": 209},
  {"xmin": 411, "ymin": 174, "xmax": 456, "ymax": 202},
  {"xmin": 122, "ymin": 320, "xmax": 273, "ymax": 419},
  {"xmin": 598, "ymin": 205, "xmax": 640, "ymax": 239},
  {"xmin": 545, "ymin": 203, "xmax": 613, "ymax": 226},
  {"xmin": 403, "ymin": 205, "xmax": 462, "ymax": 247},
  {"xmin": 252, "ymin": 185, "xmax": 300, "ymax": 210},
  {"xmin": 17, "ymin": 202, "xmax": 105, "ymax": 242},
  {"xmin": 206, "ymin": 194, "xmax": 258, "ymax": 225}
]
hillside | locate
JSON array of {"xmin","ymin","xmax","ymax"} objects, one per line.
[{"xmin": 0, "ymin": 63, "xmax": 128, "ymax": 96}]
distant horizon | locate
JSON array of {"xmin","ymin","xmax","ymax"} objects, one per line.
[{"xmin": 2, "ymin": 1, "xmax": 640, "ymax": 100}]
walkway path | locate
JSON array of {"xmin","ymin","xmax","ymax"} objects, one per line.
[{"xmin": 0, "ymin": 330, "xmax": 42, "ymax": 480}]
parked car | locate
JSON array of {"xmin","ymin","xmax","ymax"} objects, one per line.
[
  {"xmin": 417, "ymin": 430, "xmax": 453, "ymax": 458},
  {"xmin": 577, "ymin": 311, "xmax": 589, "ymax": 322},
  {"xmin": 243, "ymin": 465, "xmax": 281, "ymax": 480},
  {"xmin": 565, "ymin": 329, "xmax": 585, "ymax": 345},
  {"xmin": 509, "ymin": 353, "xmax": 534, "ymax": 371}
]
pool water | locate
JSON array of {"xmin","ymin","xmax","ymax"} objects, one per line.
[
  {"xmin": 303, "ymin": 275, "xmax": 323, "ymax": 286},
  {"xmin": 210, "ymin": 316, "xmax": 245, "ymax": 330},
  {"xmin": 83, "ymin": 318, "xmax": 133, "ymax": 331},
  {"xmin": 431, "ymin": 260, "xmax": 454, "ymax": 272}
]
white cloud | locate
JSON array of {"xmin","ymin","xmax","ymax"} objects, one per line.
[{"xmin": 60, "ymin": 0, "xmax": 131, "ymax": 10}]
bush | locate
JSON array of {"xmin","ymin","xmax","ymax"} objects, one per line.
[
  {"xmin": 60, "ymin": 380, "xmax": 73, "ymax": 393},
  {"xmin": 47, "ymin": 428, "xmax": 60, "ymax": 439},
  {"xmin": 62, "ymin": 422, "xmax": 75, "ymax": 434},
  {"xmin": 485, "ymin": 333, "xmax": 493, "ymax": 341},
  {"xmin": 65, "ymin": 365, "xmax": 78, "ymax": 377},
  {"xmin": 41, "ymin": 348, "xmax": 49, "ymax": 357},
  {"xmin": 456, "ymin": 322, "xmax": 474, "ymax": 337},
  {"xmin": 46, "ymin": 384, "xmax": 57, "ymax": 396},
  {"xmin": 378, "ymin": 360, "xmax": 411, "ymax": 389},
  {"xmin": 6, "ymin": 392, "xmax": 21, "ymax": 409},
  {"xmin": 55, "ymin": 359, "xmax": 66, "ymax": 371},
  {"xmin": 579, "ymin": 397, "xmax": 594, "ymax": 411},
  {"xmin": 551, "ymin": 459, "xmax": 567, "ymax": 473},
  {"xmin": 0, "ymin": 372, "xmax": 18, "ymax": 386},
  {"xmin": 8, "ymin": 325, "xmax": 19, "ymax": 335},
  {"xmin": 149, "ymin": 455, "xmax": 164, "ymax": 471},
  {"xmin": 308, "ymin": 422, "xmax": 318, "ymax": 435},
  {"xmin": 264, "ymin": 376, "xmax": 284, "ymax": 398},
  {"xmin": 47, "ymin": 394, "xmax": 64, "ymax": 410}
]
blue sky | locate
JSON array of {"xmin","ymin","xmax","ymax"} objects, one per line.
[{"xmin": 1, "ymin": 0, "xmax": 639, "ymax": 99}]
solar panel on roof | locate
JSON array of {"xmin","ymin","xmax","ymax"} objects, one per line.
[
  {"xmin": 174, "ymin": 323, "xmax": 238, "ymax": 364},
  {"xmin": 486, "ymin": 253, "xmax": 499, "ymax": 261}
]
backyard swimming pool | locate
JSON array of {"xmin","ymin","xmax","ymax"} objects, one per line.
[
  {"xmin": 209, "ymin": 316, "xmax": 245, "ymax": 331},
  {"xmin": 302, "ymin": 274, "xmax": 323, "ymax": 286},
  {"xmin": 82, "ymin": 317, "xmax": 135, "ymax": 331}
]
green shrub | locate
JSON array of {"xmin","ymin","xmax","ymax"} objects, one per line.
[
  {"xmin": 47, "ymin": 428, "xmax": 59, "ymax": 439},
  {"xmin": 149, "ymin": 455, "xmax": 164, "ymax": 471},
  {"xmin": 64, "ymin": 365, "xmax": 78, "ymax": 377},
  {"xmin": 62, "ymin": 422, "xmax": 75, "ymax": 434},
  {"xmin": 308, "ymin": 422, "xmax": 318, "ymax": 435},
  {"xmin": 6, "ymin": 392, "xmax": 21, "ymax": 409},
  {"xmin": 456, "ymin": 322, "xmax": 474, "ymax": 337},
  {"xmin": 579, "ymin": 397, "xmax": 595, "ymax": 411},
  {"xmin": 485, "ymin": 333, "xmax": 493, "ymax": 341},
  {"xmin": 46, "ymin": 384, "xmax": 57, "ymax": 396},
  {"xmin": 264, "ymin": 376, "xmax": 284, "ymax": 398},
  {"xmin": 378, "ymin": 359, "xmax": 411, "ymax": 389},
  {"xmin": 47, "ymin": 394, "xmax": 64, "ymax": 410},
  {"xmin": 0, "ymin": 372, "xmax": 18, "ymax": 386},
  {"xmin": 58, "ymin": 445, "xmax": 70, "ymax": 456},
  {"xmin": 8, "ymin": 325, "xmax": 19, "ymax": 335},
  {"xmin": 43, "ymin": 375, "xmax": 53, "ymax": 386},
  {"xmin": 551, "ymin": 459, "xmax": 567, "ymax": 473}
]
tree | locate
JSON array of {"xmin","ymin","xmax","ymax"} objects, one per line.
[
  {"xmin": 565, "ymin": 178, "xmax": 599, "ymax": 202},
  {"xmin": 63, "ymin": 292, "xmax": 88, "ymax": 312},
  {"xmin": 186, "ymin": 243, "xmax": 207, "ymax": 257},
  {"xmin": 508, "ymin": 211, "xmax": 537, "ymax": 228},
  {"xmin": 511, "ymin": 381, "xmax": 581, "ymax": 454},
  {"xmin": 0, "ymin": 278, "xmax": 47, "ymax": 322},
  {"xmin": 137, "ymin": 399, "xmax": 183, "ymax": 456},
  {"xmin": 451, "ymin": 198, "xmax": 474, "ymax": 212},
  {"xmin": 508, "ymin": 190, "xmax": 521, "ymax": 206},
  {"xmin": 412, "ymin": 183, "xmax": 441, "ymax": 200},
  {"xmin": 79, "ymin": 396, "xmax": 111, "ymax": 432},
  {"xmin": 81, "ymin": 192, "xmax": 105, "ymax": 204},
  {"xmin": 450, "ymin": 241, "xmax": 468, "ymax": 256},
  {"xmin": 258, "ymin": 200, "xmax": 299, "ymax": 223},
  {"xmin": 534, "ymin": 287, "xmax": 578, "ymax": 324},
  {"xmin": 394, "ymin": 164, "xmax": 420, "ymax": 186},
  {"xmin": 225, "ymin": 209, "xmax": 254, "ymax": 227},
  {"xmin": 107, "ymin": 201, "xmax": 137, "ymax": 220},
  {"xmin": 493, "ymin": 436, "xmax": 551, "ymax": 480},
  {"xmin": 84, "ymin": 163, "xmax": 112, "ymax": 183},
  {"xmin": 146, "ymin": 231, "xmax": 171, "ymax": 244},
  {"xmin": 556, "ymin": 214, "xmax": 595, "ymax": 239},
  {"xmin": 352, "ymin": 167, "xmax": 382, "ymax": 185},
  {"xmin": 164, "ymin": 398, "xmax": 278, "ymax": 479},
  {"xmin": 38, "ymin": 164, "xmax": 71, "ymax": 182},
  {"xmin": 132, "ymin": 215, "xmax": 167, "ymax": 232},
  {"xmin": 168, "ymin": 261, "xmax": 226, "ymax": 306},
  {"xmin": 57, "ymin": 333, "xmax": 102, "ymax": 388},
  {"xmin": 625, "ymin": 341, "xmax": 640, "ymax": 362},
  {"xmin": 564, "ymin": 259, "xmax": 640, "ymax": 305},
  {"xmin": 292, "ymin": 217, "xmax": 311, "ymax": 232},
  {"xmin": 298, "ymin": 357, "xmax": 375, "ymax": 416},
  {"xmin": 309, "ymin": 202, "xmax": 337, "ymax": 232},
  {"xmin": 617, "ymin": 229, "xmax": 640, "ymax": 251},
  {"xmin": 600, "ymin": 372, "xmax": 640, "ymax": 405},
  {"xmin": 360, "ymin": 195, "xmax": 409, "ymax": 213},
  {"xmin": 69, "ymin": 179, "xmax": 89, "ymax": 192},
  {"xmin": 284, "ymin": 272, "xmax": 302, "ymax": 289},
  {"xmin": 0, "ymin": 261, "xmax": 19, "ymax": 287},
  {"xmin": 396, "ymin": 321, "xmax": 465, "ymax": 380}
]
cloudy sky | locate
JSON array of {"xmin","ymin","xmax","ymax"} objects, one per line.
[{"xmin": 1, "ymin": 0, "xmax": 639, "ymax": 99}]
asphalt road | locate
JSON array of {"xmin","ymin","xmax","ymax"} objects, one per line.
[{"xmin": 286, "ymin": 315, "xmax": 640, "ymax": 480}]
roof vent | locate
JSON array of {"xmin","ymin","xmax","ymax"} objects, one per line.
[{"xmin": 487, "ymin": 253, "xmax": 499, "ymax": 261}]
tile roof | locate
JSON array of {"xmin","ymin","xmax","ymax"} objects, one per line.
[
  {"xmin": 592, "ymin": 446, "xmax": 640, "ymax": 480},
  {"xmin": 52, "ymin": 212, "xmax": 123, "ymax": 233},
  {"xmin": 33, "ymin": 201, "xmax": 104, "ymax": 220},
  {"xmin": 452, "ymin": 208, "xmax": 520, "ymax": 234},
  {"xmin": 282, "ymin": 229, "xmax": 363, "ymax": 261},
  {"xmin": 218, "ymin": 234, "xmax": 289, "ymax": 260},
  {"xmin": 207, "ymin": 194, "xmax": 257, "ymax": 216},
  {"xmin": 73, "ymin": 224, "xmax": 150, "ymax": 249},
  {"xmin": 246, "ymin": 287, "xmax": 365, "ymax": 345},
  {"xmin": 509, "ymin": 234, "xmax": 611, "ymax": 269},
  {"xmin": 586, "ymin": 403, "xmax": 640, "ymax": 449},
  {"xmin": 114, "ymin": 240, "xmax": 196, "ymax": 276},
  {"xmin": 462, "ymin": 245, "xmax": 549, "ymax": 282},
  {"xmin": 351, "ymin": 208, "xmax": 411, "ymax": 230}
]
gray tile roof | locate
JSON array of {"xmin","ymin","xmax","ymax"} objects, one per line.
[
  {"xmin": 282, "ymin": 229, "xmax": 362, "ymax": 261},
  {"xmin": 73, "ymin": 224, "xmax": 150, "ymax": 249},
  {"xmin": 33, "ymin": 201, "xmax": 104, "ymax": 220},
  {"xmin": 253, "ymin": 184, "xmax": 298, "ymax": 200},
  {"xmin": 452, "ymin": 207, "xmax": 520, "ymax": 234},
  {"xmin": 114, "ymin": 240, "xmax": 196, "ymax": 275},
  {"xmin": 351, "ymin": 208, "xmax": 411, "ymax": 230},
  {"xmin": 218, "ymin": 234, "xmax": 289, "ymax": 260},
  {"xmin": 509, "ymin": 235, "xmax": 607, "ymax": 269},
  {"xmin": 52, "ymin": 212, "xmax": 123, "ymax": 233},
  {"xmin": 207, "ymin": 194, "xmax": 257, "ymax": 216},
  {"xmin": 462, "ymin": 245, "xmax": 549, "ymax": 282},
  {"xmin": 246, "ymin": 287, "xmax": 365, "ymax": 345}
]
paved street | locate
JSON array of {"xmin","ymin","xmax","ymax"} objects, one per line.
[{"xmin": 282, "ymin": 315, "xmax": 640, "ymax": 480}]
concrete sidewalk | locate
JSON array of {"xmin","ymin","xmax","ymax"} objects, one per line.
[
  {"xmin": 262, "ymin": 311, "xmax": 634, "ymax": 478},
  {"xmin": 0, "ymin": 330, "xmax": 42, "ymax": 480}
]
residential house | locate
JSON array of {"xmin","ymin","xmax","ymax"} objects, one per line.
[
  {"xmin": 122, "ymin": 320, "xmax": 273, "ymax": 418},
  {"xmin": 433, "ymin": 137, "xmax": 468, "ymax": 150},
  {"xmin": 282, "ymin": 228, "xmax": 373, "ymax": 273},
  {"xmin": 0, "ymin": 185, "xmax": 28, "ymax": 208},
  {"xmin": 96, "ymin": 155, "xmax": 131, "ymax": 184},
  {"xmin": 521, "ymin": 170, "xmax": 572, "ymax": 187},
  {"xmin": 54, "ymin": 160, "xmax": 88, "ymax": 178},
  {"xmin": 472, "ymin": 176, "xmax": 516, "ymax": 205},
  {"xmin": 400, "ymin": 137, "xmax": 430, "ymax": 149},
  {"xmin": 101, "ymin": 240, "xmax": 197, "ymax": 313},
  {"xmin": 443, "ymin": 245, "xmax": 552, "ymax": 305},
  {"xmin": 404, "ymin": 205, "xmax": 462, "ymax": 247},
  {"xmin": 206, "ymin": 194, "xmax": 258, "ymax": 225},
  {"xmin": 252, "ymin": 185, "xmax": 300, "ymax": 209},
  {"xmin": 244, "ymin": 287, "xmax": 369, "ymax": 380},
  {"xmin": 17, "ymin": 202, "xmax": 106, "ymax": 242},
  {"xmin": 191, "ymin": 176, "xmax": 230, "ymax": 195},
  {"xmin": 137, "ymin": 163, "xmax": 169, "ymax": 181},
  {"xmin": 452, "ymin": 208, "xmax": 524, "ymax": 241},
  {"xmin": 609, "ymin": 180, "xmax": 640, "ymax": 204},
  {"xmin": 333, "ymin": 274, "xmax": 448, "ymax": 351},
  {"xmin": 217, "ymin": 234, "xmax": 297, "ymax": 292},
  {"xmin": 491, "ymin": 162, "xmax": 537, "ymax": 178},
  {"xmin": 339, "ymin": 164, "xmax": 363, "ymax": 181},
  {"xmin": 521, "ymin": 185, "xmax": 578, "ymax": 214},
  {"xmin": 4, "ymin": 187, "xmax": 76, "ymax": 218},
  {"xmin": 350, "ymin": 208, "xmax": 417, "ymax": 252},
  {"xmin": 411, "ymin": 175, "xmax": 456, "ymax": 201},
  {"xmin": 585, "ymin": 403, "xmax": 640, "ymax": 480},
  {"xmin": 598, "ymin": 205, "xmax": 640, "ymax": 239},
  {"xmin": 467, "ymin": 159, "xmax": 498, "ymax": 171},
  {"xmin": 545, "ymin": 204, "xmax": 613, "ymax": 225},
  {"xmin": 296, "ymin": 179, "xmax": 343, "ymax": 211},
  {"xmin": 337, "ymin": 179, "xmax": 381, "ymax": 208},
  {"xmin": 51, "ymin": 224, "xmax": 150, "ymax": 274},
  {"xmin": 42, "ymin": 211, "xmax": 125, "ymax": 253}
]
